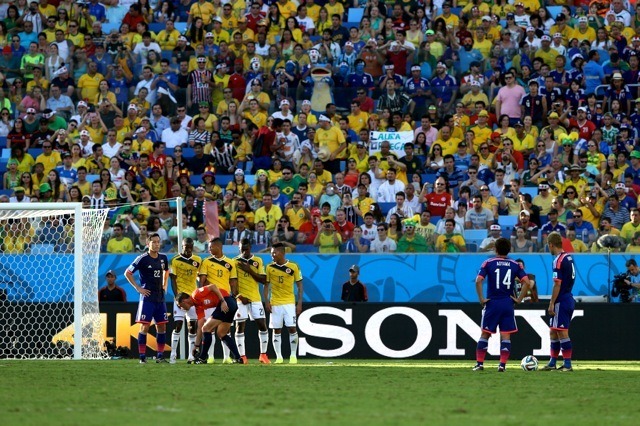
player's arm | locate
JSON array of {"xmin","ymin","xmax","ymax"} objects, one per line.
[
  {"xmin": 548, "ymin": 277, "xmax": 562, "ymax": 316},
  {"xmin": 124, "ymin": 269, "xmax": 150, "ymax": 297},
  {"xmin": 238, "ymin": 262, "xmax": 267, "ymax": 284},
  {"xmin": 162, "ymin": 269, "xmax": 170, "ymax": 293},
  {"xmin": 475, "ymin": 275, "xmax": 487, "ymax": 306},
  {"xmin": 295, "ymin": 279, "xmax": 303, "ymax": 316},
  {"xmin": 199, "ymin": 273, "xmax": 208, "ymax": 288},
  {"xmin": 263, "ymin": 280, "xmax": 271, "ymax": 313},
  {"xmin": 205, "ymin": 284, "xmax": 230, "ymax": 313},
  {"xmin": 513, "ymin": 276, "xmax": 531, "ymax": 304},
  {"xmin": 170, "ymin": 272, "xmax": 178, "ymax": 296},
  {"xmin": 229, "ymin": 278, "xmax": 239, "ymax": 297}
]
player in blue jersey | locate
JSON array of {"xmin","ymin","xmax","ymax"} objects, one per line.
[
  {"xmin": 541, "ymin": 232, "xmax": 576, "ymax": 372},
  {"xmin": 125, "ymin": 233, "xmax": 170, "ymax": 364},
  {"xmin": 473, "ymin": 238, "xmax": 531, "ymax": 372}
]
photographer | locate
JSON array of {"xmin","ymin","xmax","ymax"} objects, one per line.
[
  {"xmin": 314, "ymin": 219, "xmax": 342, "ymax": 253},
  {"xmin": 623, "ymin": 259, "xmax": 640, "ymax": 302}
]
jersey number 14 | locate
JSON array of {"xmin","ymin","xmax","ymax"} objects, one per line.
[{"xmin": 495, "ymin": 269, "xmax": 512, "ymax": 289}]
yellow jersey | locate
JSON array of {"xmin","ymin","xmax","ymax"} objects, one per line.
[
  {"xmin": 315, "ymin": 126, "xmax": 346, "ymax": 154},
  {"xmin": 170, "ymin": 254, "xmax": 202, "ymax": 295},
  {"xmin": 198, "ymin": 255, "xmax": 237, "ymax": 293},
  {"xmin": 266, "ymin": 260, "xmax": 302, "ymax": 306},
  {"xmin": 234, "ymin": 255, "xmax": 264, "ymax": 302}
]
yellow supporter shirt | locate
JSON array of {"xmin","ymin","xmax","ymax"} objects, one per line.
[
  {"xmin": 315, "ymin": 126, "xmax": 346, "ymax": 154},
  {"xmin": 243, "ymin": 110, "xmax": 267, "ymax": 128},
  {"xmin": 36, "ymin": 152, "xmax": 62, "ymax": 175},
  {"xmin": 234, "ymin": 255, "xmax": 264, "ymax": 302},
  {"xmin": 189, "ymin": 1, "xmax": 216, "ymax": 25},
  {"xmin": 170, "ymin": 254, "xmax": 202, "ymax": 295},
  {"xmin": 77, "ymin": 72, "xmax": 105, "ymax": 102},
  {"xmin": 535, "ymin": 47, "xmax": 560, "ymax": 68},
  {"xmin": 621, "ymin": 221, "xmax": 640, "ymax": 242},
  {"xmin": 471, "ymin": 125, "xmax": 492, "ymax": 150},
  {"xmin": 512, "ymin": 133, "xmax": 535, "ymax": 153},
  {"xmin": 286, "ymin": 207, "xmax": 308, "ymax": 230},
  {"xmin": 436, "ymin": 137, "xmax": 461, "ymax": 157},
  {"xmin": 348, "ymin": 111, "xmax": 369, "ymax": 133},
  {"xmin": 254, "ymin": 205, "xmax": 283, "ymax": 232},
  {"xmin": 266, "ymin": 260, "xmax": 303, "ymax": 306},
  {"xmin": 132, "ymin": 138, "xmax": 154, "ymax": 155},
  {"xmin": 107, "ymin": 237, "xmax": 134, "ymax": 253},
  {"xmin": 198, "ymin": 255, "xmax": 237, "ymax": 293}
]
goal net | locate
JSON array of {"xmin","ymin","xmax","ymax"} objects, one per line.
[{"xmin": 0, "ymin": 203, "xmax": 108, "ymax": 359}]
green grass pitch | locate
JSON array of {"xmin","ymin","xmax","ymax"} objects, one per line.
[{"xmin": 3, "ymin": 359, "xmax": 640, "ymax": 425}]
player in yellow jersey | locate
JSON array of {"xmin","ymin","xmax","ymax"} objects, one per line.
[
  {"xmin": 198, "ymin": 238, "xmax": 238, "ymax": 363},
  {"xmin": 234, "ymin": 239, "xmax": 270, "ymax": 364},
  {"xmin": 264, "ymin": 242, "xmax": 303, "ymax": 364},
  {"xmin": 169, "ymin": 238, "xmax": 202, "ymax": 364}
]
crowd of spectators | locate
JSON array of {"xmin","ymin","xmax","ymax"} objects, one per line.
[{"xmin": 3, "ymin": 0, "xmax": 640, "ymax": 255}]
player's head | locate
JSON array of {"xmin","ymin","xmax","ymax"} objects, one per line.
[
  {"xmin": 494, "ymin": 238, "xmax": 511, "ymax": 256},
  {"xmin": 175, "ymin": 292, "xmax": 193, "ymax": 310},
  {"xmin": 271, "ymin": 242, "xmax": 285, "ymax": 262},
  {"xmin": 240, "ymin": 238, "xmax": 252, "ymax": 256},
  {"xmin": 547, "ymin": 232, "xmax": 563, "ymax": 253},
  {"xmin": 182, "ymin": 237, "xmax": 194, "ymax": 256},
  {"xmin": 148, "ymin": 233, "xmax": 161, "ymax": 253},
  {"xmin": 209, "ymin": 237, "xmax": 223, "ymax": 256}
]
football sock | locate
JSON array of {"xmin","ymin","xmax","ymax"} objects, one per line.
[
  {"xmin": 273, "ymin": 331, "xmax": 282, "ymax": 359},
  {"xmin": 222, "ymin": 333, "xmax": 231, "ymax": 359},
  {"xmin": 138, "ymin": 333, "xmax": 147, "ymax": 360},
  {"xmin": 208, "ymin": 333, "xmax": 215, "ymax": 359},
  {"xmin": 156, "ymin": 332, "xmax": 166, "ymax": 358},
  {"xmin": 549, "ymin": 339, "xmax": 561, "ymax": 366},
  {"xmin": 289, "ymin": 333, "xmax": 298, "ymax": 357},
  {"xmin": 188, "ymin": 333, "xmax": 196, "ymax": 358},
  {"xmin": 200, "ymin": 333, "xmax": 213, "ymax": 360},
  {"xmin": 221, "ymin": 334, "xmax": 241, "ymax": 360},
  {"xmin": 499, "ymin": 339, "xmax": 511, "ymax": 365},
  {"xmin": 235, "ymin": 332, "xmax": 246, "ymax": 357},
  {"xmin": 475, "ymin": 337, "xmax": 488, "ymax": 364},
  {"xmin": 560, "ymin": 338, "xmax": 572, "ymax": 367},
  {"xmin": 259, "ymin": 330, "xmax": 269, "ymax": 354},
  {"xmin": 171, "ymin": 331, "xmax": 180, "ymax": 357}
]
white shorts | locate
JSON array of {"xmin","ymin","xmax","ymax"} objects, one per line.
[
  {"xmin": 269, "ymin": 304, "xmax": 296, "ymax": 329},
  {"xmin": 173, "ymin": 301, "xmax": 196, "ymax": 322},
  {"xmin": 235, "ymin": 301, "xmax": 266, "ymax": 322}
]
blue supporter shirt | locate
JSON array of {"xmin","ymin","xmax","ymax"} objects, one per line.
[
  {"xmin": 347, "ymin": 72, "xmax": 375, "ymax": 89},
  {"xmin": 477, "ymin": 257, "xmax": 527, "ymax": 300},
  {"xmin": 552, "ymin": 252, "xmax": 576, "ymax": 298},
  {"xmin": 431, "ymin": 74, "xmax": 458, "ymax": 104},
  {"xmin": 583, "ymin": 60, "xmax": 605, "ymax": 95},
  {"xmin": 127, "ymin": 252, "xmax": 169, "ymax": 303}
]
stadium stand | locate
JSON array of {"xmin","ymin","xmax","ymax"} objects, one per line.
[{"xmin": 0, "ymin": 1, "xmax": 636, "ymax": 256}]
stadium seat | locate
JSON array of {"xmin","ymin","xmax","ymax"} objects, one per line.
[
  {"xmin": 295, "ymin": 244, "xmax": 319, "ymax": 253},
  {"xmin": 0, "ymin": 135, "xmax": 6, "ymax": 148},
  {"xmin": 378, "ymin": 202, "xmax": 395, "ymax": 215},
  {"xmin": 86, "ymin": 174, "xmax": 99, "ymax": 182},
  {"xmin": 547, "ymin": 6, "xmax": 563, "ymax": 18},
  {"xmin": 0, "ymin": 189, "xmax": 12, "ymax": 196},
  {"xmin": 498, "ymin": 215, "xmax": 518, "ymax": 229},
  {"xmin": 174, "ymin": 23, "xmax": 187, "ymax": 33},
  {"xmin": 466, "ymin": 243, "xmax": 478, "ymax": 253},
  {"xmin": 149, "ymin": 23, "xmax": 164, "ymax": 33},
  {"xmin": 161, "ymin": 50, "xmax": 173, "ymax": 61},
  {"xmin": 215, "ymin": 175, "xmax": 234, "ymax": 187},
  {"xmin": 191, "ymin": 175, "xmax": 203, "ymax": 185},
  {"xmin": 520, "ymin": 187, "xmax": 537, "ymax": 198},
  {"xmin": 102, "ymin": 23, "xmax": 119, "ymax": 34},
  {"xmin": 245, "ymin": 175, "xmax": 255, "ymax": 185},
  {"xmin": 430, "ymin": 215, "xmax": 441, "ymax": 225},
  {"xmin": 464, "ymin": 229, "xmax": 488, "ymax": 246},
  {"xmin": 1, "ymin": 148, "xmax": 10, "ymax": 158},
  {"xmin": 30, "ymin": 244, "xmax": 55, "ymax": 255},
  {"xmin": 347, "ymin": 8, "xmax": 364, "ymax": 23}
]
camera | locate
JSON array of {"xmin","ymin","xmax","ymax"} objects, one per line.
[{"xmin": 611, "ymin": 273, "xmax": 633, "ymax": 303}]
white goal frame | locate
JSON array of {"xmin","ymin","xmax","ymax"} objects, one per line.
[{"xmin": 0, "ymin": 203, "xmax": 106, "ymax": 359}]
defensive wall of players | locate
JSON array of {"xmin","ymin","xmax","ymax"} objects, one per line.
[{"xmin": 0, "ymin": 252, "xmax": 633, "ymax": 303}]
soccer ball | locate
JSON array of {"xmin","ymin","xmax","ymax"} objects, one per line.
[{"xmin": 520, "ymin": 355, "xmax": 539, "ymax": 371}]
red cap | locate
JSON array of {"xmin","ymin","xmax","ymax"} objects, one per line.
[
  {"xmin": 2, "ymin": 46, "xmax": 11, "ymax": 54},
  {"xmin": 311, "ymin": 207, "xmax": 321, "ymax": 217},
  {"xmin": 234, "ymin": 58, "xmax": 243, "ymax": 65},
  {"xmin": 490, "ymin": 131, "xmax": 501, "ymax": 139}
]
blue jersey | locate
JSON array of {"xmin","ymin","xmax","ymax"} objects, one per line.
[
  {"xmin": 127, "ymin": 252, "xmax": 169, "ymax": 303},
  {"xmin": 552, "ymin": 252, "xmax": 575, "ymax": 298},
  {"xmin": 477, "ymin": 257, "xmax": 527, "ymax": 300}
]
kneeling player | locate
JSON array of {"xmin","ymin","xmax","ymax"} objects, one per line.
[
  {"xmin": 473, "ymin": 238, "xmax": 530, "ymax": 372},
  {"xmin": 176, "ymin": 284, "xmax": 243, "ymax": 364}
]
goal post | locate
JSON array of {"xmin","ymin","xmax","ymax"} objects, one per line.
[{"xmin": 0, "ymin": 203, "xmax": 108, "ymax": 359}]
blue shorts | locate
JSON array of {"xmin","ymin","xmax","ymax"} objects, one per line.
[
  {"xmin": 136, "ymin": 299, "xmax": 168, "ymax": 325},
  {"xmin": 549, "ymin": 295, "xmax": 575, "ymax": 330},
  {"xmin": 481, "ymin": 298, "xmax": 517, "ymax": 334},
  {"xmin": 211, "ymin": 296, "xmax": 238, "ymax": 324}
]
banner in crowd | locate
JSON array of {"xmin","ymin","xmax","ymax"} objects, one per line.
[
  {"xmin": 0, "ymin": 253, "xmax": 631, "ymax": 303},
  {"xmin": 61, "ymin": 303, "xmax": 637, "ymax": 360},
  {"xmin": 369, "ymin": 131, "xmax": 414, "ymax": 157}
]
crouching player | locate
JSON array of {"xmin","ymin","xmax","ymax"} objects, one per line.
[
  {"xmin": 175, "ymin": 283, "xmax": 244, "ymax": 364},
  {"xmin": 473, "ymin": 238, "xmax": 530, "ymax": 372}
]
